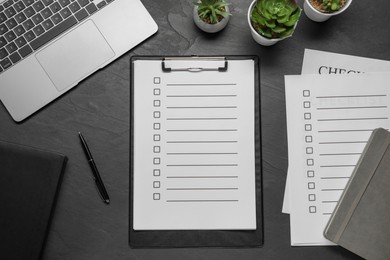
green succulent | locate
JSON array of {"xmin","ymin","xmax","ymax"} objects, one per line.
[
  {"xmin": 320, "ymin": 0, "xmax": 342, "ymax": 12},
  {"xmin": 194, "ymin": 0, "xmax": 230, "ymax": 24},
  {"xmin": 250, "ymin": 0, "xmax": 301, "ymax": 39}
]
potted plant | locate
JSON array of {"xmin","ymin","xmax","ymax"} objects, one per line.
[
  {"xmin": 193, "ymin": 0, "xmax": 231, "ymax": 33},
  {"xmin": 248, "ymin": 0, "xmax": 302, "ymax": 46},
  {"xmin": 304, "ymin": 0, "xmax": 352, "ymax": 22}
]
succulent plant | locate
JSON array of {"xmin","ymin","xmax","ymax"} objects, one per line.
[
  {"xmin": 320, "ymin": 0, "xmax": 342, "ymax": 12},
  {"xmin": 194, "ymin": 0, "xmax": 230, "ymax": 24},
  {"xmin": 250, "ymin": 0, "xmax": 301, "ymax": 39}
]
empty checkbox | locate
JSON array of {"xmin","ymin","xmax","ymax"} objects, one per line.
[
  {"xmin": 303, "ymin": 90, "xmax": 310, "ymax": 97},
  {"xmin": 305, "ymin": 136, "xmax": 313, "ymax": 143},
  {"xmin": 304, "ymin": 113, "xmax": 311, "ymax": 120},
  {"xmin": 306, "ymin": 147, "xmax": 313, "ymax": 154},
  {"xmin": 154, "ymin": 88, "xmax": 161, "ymax": 95},
  {"xmin": 153, "ymin": 123, "xmax": 160, "ymax": 130},
  {"xmin": 153, "ymin": 193, "xmax": 160, "ymax": 200},
  {"xmin": 153, "ymin": 181, "xmax": 160, "ymax": 188},
  {"xmin": 154, "ymin": 77, "xmax": 161, "ymax": 84},
  {"xmin": 308, "ymin": 182, "xmax": 315, "ymax": 189},
  {"xmin": 153, "ymin": 100, "xmax": 161, "ymax": 107},
  {"xmin": 153, "ymin": 146, "xmax": 161, "ymax": 153},
  {"xmin": 308, "ymin": 194, "xmax": 316, "ymax": 201},
  {"xmin": 307, "ymin": 159, "xmax": 314, "ymax": 166},
  {"xmin": 153, "ymin": 169, "xmax": 161, "ymax": 176},
  {"xmin": 309, "ymin": 206, "xmax": 316, "ymax": 213},
  {"xmin": 154, "ymin": 111, "xmax": 161, "ymax": 118},
  {"xmin": 154, "ymin": 134, "xmax": 161, "ymax": 141},
  {"xmin": 303, "ymin": 101, "xmax": 311, "ymax": 108},
  {"xmin": 305, "ymin": 124, "xmax": 312, "ymax": 131},
  {"xmin": 153, "ymin": 157, "xmax": 160, "ymax": 165},
  {"xmin": 307, "ymin": 170, "xmax": 315, "ymax": 177}
]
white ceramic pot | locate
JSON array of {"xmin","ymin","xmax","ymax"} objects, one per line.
[
  {"xmin": 247, "ymin": 0, "xmax": 297, "ymax": 46},
  {"xmin": 304, "ymin": 0, "xmax": 352, "ymax": 22},
  {"xmin": 193, "ymin": 2, "xmax": 230, "ymax": 33}
]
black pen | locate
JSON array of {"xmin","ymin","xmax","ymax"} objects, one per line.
[{"xmin": 78, "ymin": 132, "xmax": 110, "ymax": 204}]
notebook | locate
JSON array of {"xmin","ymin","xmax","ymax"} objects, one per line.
[
  {"xmin": 129, "ymin": 56, "xmax": 263, "ymax": 247},
  {"xmin": 0, "ymin": 140, "xmax": 67, "ymax": 260},
  {"xmin": 285, "ymin": 72, "xmax": 390, "ymax": 245},
  {"xmin": 324, "ymin": 128, "xmax": 390, "ymax": 260},
  {"xmin": 0, "ymin": 0, "xmax": 157, "ymax": 122}
]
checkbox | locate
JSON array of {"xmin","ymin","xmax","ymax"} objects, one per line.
[
  {"xmin": 308, "ymin": 182, "xmax": 315, "ymax": 189},
  {"xmin": 154, "ymin": 111, "xmax": 161, "ymax": 118},
  {"xmin": 309, "ymin": 206, "xmax": 316, "ymax": 213},
  {"xmin": 153, "ymin": 181, "xmax": 160, "ymax": 188},
  {"xmin": 306, "ymin": 147, "xmax": 313, "ymax": 154},
  {"xmin": 153, "ymin": 169, "xmax": 161, "ymax": 176},
  {"xmin": 307, "ymin": 159, "xmax": 314, "ymax": 166},
  {"xmin": 154, "ymin": 77, "xmax": 161, "ymax": 84},
  {"xmin": 154, "ymin": 100, "xmax": 161, "ymax": 107},
  {"xmin": 153, "ymin": 193, "xmax": 160, "ymax": 200},
  {"xmin": 308, "ymin": 194, "xmax": 316, "ymax": 201},
  {"xmin": 153, "ymin": 134, "xmax": 161, "ymax": 141},
  {"xmin": 307, "ymin": 170, "xmax": 315, "ymax": 177},
  {"xmin": 304, "ymin": 113, "xmax": 311, "ymax": 120},
  {"xmin": 303, "ymin": 101, "xmax": 311, "ymax": 108},
  {"xmin": 305, "ymin": 136, "xmax": 313, "ymax": 143},
  {"xmin": 153, "ymin": 123, "xmax": 160, "ymax": 130},
  {"xmin": 154, "ymin": 88, "xmax": 161, "ymax": 95},
  {"xmin": 303, "ymin": 90, "xmax": 310, "ymax": 97},
  {"xmin": 153, "ymin": 157, "xmax": 160, "ymax": 165},
  {"xmin": 305, "ymin": 124, "xmax": 312, "ymax": 131},
  {"xmin": 153, "ymin": 146, "xmax": 161, "ymax": 153}
]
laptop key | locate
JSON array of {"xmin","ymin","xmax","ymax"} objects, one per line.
[
  {"xmin": 21, "ymin": 0, "xmax": 34, "ymax": 7},
  {"xmin": 5, "ymin": 17, "xmax": 17, "ymax": 29},
  {"xmin": 51, "ymin": 13, "xmax": 62, "ymax": 24},
  {"xmin": 23, "ymin": 6, "xmax": 35, "ymax": 17},
  {"xmin": 32, "ymin": 24, "xmax": 44, "ymax": 36},
  {"xmin": 4, "ymin": 30, "xmax": 16, "ymax": 41},
  {"xmin": 41, "ymin": 7, "xmax": 52, "ymax": 19},
  {"xmin": 33, "ymin": 1, "xmax": 44, "ymax": 12},
  {"xmin": 96, "ymin": 1, "xmax": 106, "ymax": 9},
  {"xmin": 85, "ymin": 3, "xmax": 97, "ymax": 14},
  {"xmin": 22, "ymin": 19, "xmax": 34, "ymax": 30},
  {"xmin": 9, "ymin": 50, "xmax": 21, "ymax": 63},
  {"xmin": 42, "ymin": 0, "xmax": 54, "ymax": 6},
  {"xmin": 0, "ymin": 57, "xmax": 12, "ymax": 69},
  {"xmin": 0, "ymin": 23, "xmax": 8, "ymax": 35},
  {"xmin": 74, "ymin": 8, "xmax": 88, "ymax": 21},
  {"xmin": 30, "ymin": 15, "xmax": 77, "ymax": 50},
  {"xmin": 42, "ymin": 18, "xmax": 53, "ymax": 30},
  {"xmin": 32, "ymin": 13, "xmax": 43, "ymax": 24},
  {"xmin": 3, "ymin": 0, "xmax": 13, "ymax": 9},
  {"xmin": 18, "ymin": 43, "xmax": 32, "ymax": 57},
  {"xmin": 23, "ymin": 30, "xmax": 35, "ymax": 41},
  {"xmin": 59, "ymin": 7, "xmax": 71, "ymax": 18},
  {"xmin": 59, "ymin": 0, "xmax": 71, "ymax": 7},
  {"xmin": 13, "ymin": 24, "xmax": 25, "ymax": 36},
  {"xmin": 15, "ymin": 35, "xmax": 27, "ymax": 47},
  {"xmin": 14, "ymin": 12, "xmax": 27, "ymax": 23},
  {"xmin": 69, "ymin": 2, "xmax": 80, "ymax": 13},
  {"xmin": 4, "ymin": 6, "xmax": 16, "ymax": 18},
  {"xmin": 14, "ymin": 1, "xmax": 26, "ymax": 12},
  {"xmin": 77, "ymin": 0, "xmax": 89, "ymax": 7},
  {"xmin": 0, "ymin": 12, "xmax": 7, "ymax": 23},
  {"xmin": 0, "ymin": 36, "xmax": 6, "ymax": 48},
  {"xmin": 5, "ymin": 41, "xmax": 17, "ymax": 53},
  {"xmin": 50, "ymin": 2, "xmax": 61, "ymax": 13},
  {"xmin": 0, "ymin": 48, "xmax": 7, "ymax": 59}
]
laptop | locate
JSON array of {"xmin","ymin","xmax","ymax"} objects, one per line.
[{"xmin": 0, "ymin": 0, "xmax": 157, "ymax": 122}]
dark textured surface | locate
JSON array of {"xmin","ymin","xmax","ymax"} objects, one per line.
[{"xmin": 1, "ymin": 0, "xmax": 389, "ymax": 259}]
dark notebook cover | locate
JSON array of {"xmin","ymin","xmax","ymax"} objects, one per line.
[
  {"xmin": 0, "ymin": 140, "xmax": 67, "ymax": 260},
  {"xmin": 324, "ymin": 128, "xmax": 390, "ymax": 260}
]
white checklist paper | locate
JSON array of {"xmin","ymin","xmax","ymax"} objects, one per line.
[
  {"xmin": 285, "ymin": 73, "xmax": 390, "ymax": 245},
  {"xmin": 132, "ymin": 59, "xmax": 257, "ymax": 230},
  {"xmin": 283, "ymin": 49, "xmax": 390, "ymax": 215}
]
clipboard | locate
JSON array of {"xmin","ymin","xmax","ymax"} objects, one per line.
[{"xmin": 129, "ymin": 56, "xmax": 263, "ymax": 247}]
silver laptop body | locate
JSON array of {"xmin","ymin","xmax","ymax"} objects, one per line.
[{"xmin": 0, "ymin": 0, "xmax": 157, "ymax": 121}]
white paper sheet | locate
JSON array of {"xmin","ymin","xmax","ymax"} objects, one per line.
[
  {"xmin": 285, "ymin": 73, "xmax": 390, "ymax": 245},
  {"xmin": 133, "ymin": 59, "xmax": 257, "ymax": 230},
  {"xmin": 283, "ymin": 49, "xmax": 390, "ymax": 215}
]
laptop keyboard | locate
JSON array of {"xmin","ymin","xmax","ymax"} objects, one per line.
[{"xmin": 0, "ymin": 0, "xmax": 114, "ymax": 74}]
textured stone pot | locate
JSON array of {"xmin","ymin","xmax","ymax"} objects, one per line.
[{"xmin": 304, "ymin": 0, "xmax": 352, "ymax": 22}]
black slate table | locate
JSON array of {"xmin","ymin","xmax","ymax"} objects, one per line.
[{"xmin": 1, "ymin": 0, "xmax": 389, "ymax": 259}]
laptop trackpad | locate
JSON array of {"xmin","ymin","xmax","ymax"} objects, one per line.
[{"xmin": 36, "ymin": 20, "xmax": 115, "ymax": 92}]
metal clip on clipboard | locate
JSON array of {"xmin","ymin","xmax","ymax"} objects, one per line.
[{"xmin": 162, "ymin": 57, "xmax": 228, "ymax": 72}]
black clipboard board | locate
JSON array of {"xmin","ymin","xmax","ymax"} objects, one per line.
[{"xmin": 129, "ymin": 55, "xmax": 263, "ymax": 248}]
